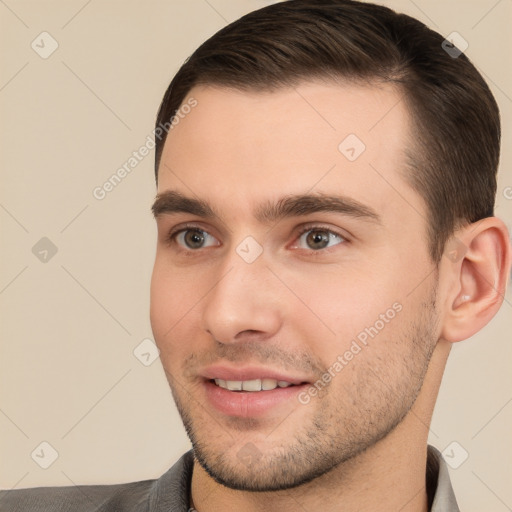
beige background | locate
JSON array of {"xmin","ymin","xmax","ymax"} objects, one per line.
[{"xmin": 0, "ymin": 1, "xmax": 511, "ymax": 510}]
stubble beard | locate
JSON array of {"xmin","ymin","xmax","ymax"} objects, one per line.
[{"xmin": 166, "ymin": 290, "xmax": 439, "ymax": 492}]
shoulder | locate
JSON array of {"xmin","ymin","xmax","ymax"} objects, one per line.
[
  {"xmin": 0, "ymin": 450, "xmax": 195, "ymax": 512},
  {"xmin": 0, "ymin": 478, "xmax": 155, "ymax": 512}
]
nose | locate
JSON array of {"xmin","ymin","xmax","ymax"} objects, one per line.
[{"xmin": 201, "ymin": 250, "xmax": 283, "ymax": 345}]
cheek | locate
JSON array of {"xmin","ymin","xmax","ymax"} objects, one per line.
[
  {"xmin": 149, "ymin": 261, "xmax": 200, "ymax": 353},
  {"xmin": 285, "ymin": 265, "xmax": 401, "ymax": 342}
]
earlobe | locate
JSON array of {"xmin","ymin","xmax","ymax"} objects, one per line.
[{"xmin": 440, "ymin": 217, "xmax": 512, "ymax": 343}]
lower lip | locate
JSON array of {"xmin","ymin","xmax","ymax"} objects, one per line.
[{"xmin": 203, "ymin": 380, "xmax": 309, "ymax": 418}]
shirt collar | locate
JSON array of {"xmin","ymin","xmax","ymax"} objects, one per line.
[{"xmin": 428, "ymin": 445, "xmax": 460, "ymax": 511}]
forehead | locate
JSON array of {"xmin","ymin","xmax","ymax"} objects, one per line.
[{"xmin": 157, "ymin": 80, "xmax": 420, "ymax": 228}]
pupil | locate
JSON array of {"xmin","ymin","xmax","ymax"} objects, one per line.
[
  {"xmin": 307, "ymin": 230, "xmax": 328, "ymax": 249},
  {"xmin": 186, "ymin": 230, "xmax": 204, "ymax": 248}
]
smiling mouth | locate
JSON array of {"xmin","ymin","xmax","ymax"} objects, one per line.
[{"xmin": 210, "ymin": 378, "xmax": 306, "ymax": 392}]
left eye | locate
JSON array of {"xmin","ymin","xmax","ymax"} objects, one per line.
[{"xmin": 295, "ymin": 227, "xmax": 345, "ymax": 251}]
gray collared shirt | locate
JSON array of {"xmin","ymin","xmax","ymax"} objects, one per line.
[{"xmin": 0, "ymin": 445, "xmax": 459, "ymax": 511}]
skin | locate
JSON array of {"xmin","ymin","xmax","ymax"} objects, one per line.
[{"xmin": 150, "ymin": 80, "xmax": 511, "ymax": 512}]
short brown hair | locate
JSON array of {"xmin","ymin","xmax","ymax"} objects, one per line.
[{"xmin": 154, "ymin": 0, "xmax": 500, "ymax": 263}]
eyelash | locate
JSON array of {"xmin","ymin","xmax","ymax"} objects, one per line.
[{"xmin": 164, "ymin": 222, "xmax": 348, "ymax": 256}]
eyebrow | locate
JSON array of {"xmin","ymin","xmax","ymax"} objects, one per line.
[{"xmin": 151, "ymin": 190, "xmax": 382, "ymax": 226}]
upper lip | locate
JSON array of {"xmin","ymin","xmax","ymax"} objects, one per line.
[{"xmin": 201, "ymin": 365, "xmax": 311, "ymax": 385}]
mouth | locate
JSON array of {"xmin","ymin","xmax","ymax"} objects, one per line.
[
  {"xmin": 202, "ymin": 376, "xmax": 311, "ymax": 418},
  {"xmin": 199, "ymin": 365, "xmax": 314, "ymax": 417}
]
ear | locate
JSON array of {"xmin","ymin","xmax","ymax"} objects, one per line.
[{"xmin": 440, "ymin": 217, "xmax": 512, "ymax": 343}]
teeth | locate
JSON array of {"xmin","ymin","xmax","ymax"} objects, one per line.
[
  {"xmin": 262, "ymin": 378, "xmax": 278, "ymax": 390},
  {"xmin": 213, "ymin": 378, "xmax": 294, "ymax": 391},
  {"xmin": 242, "ymin": 379, "xmax": 262, "ymax": 391},
  {"xmin": 226, "ymin": 380, "xmax": 242, "ymax": 391}
]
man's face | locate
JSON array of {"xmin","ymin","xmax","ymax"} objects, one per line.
[{"xmin": 150, "ymin": 81, "xmax": 441, "ymax": 491}]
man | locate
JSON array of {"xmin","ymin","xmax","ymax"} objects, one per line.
[{"xmin": 2, "ymin": 0, "xmax": 510, "ymax": 510}]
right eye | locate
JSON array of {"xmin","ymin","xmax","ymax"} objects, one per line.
[{"xmin": 166, "ymin": 225, "xmax": 221, "ymax": 251}]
